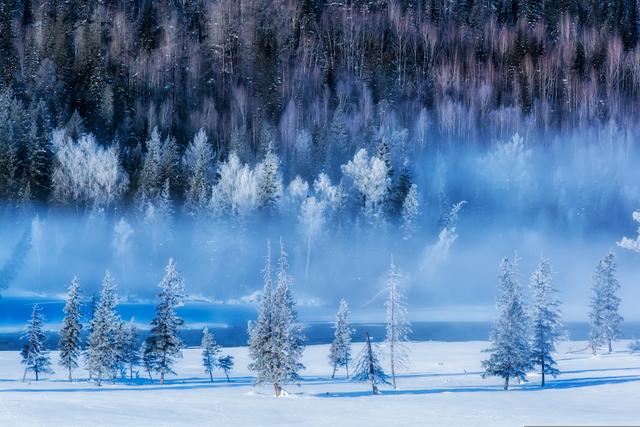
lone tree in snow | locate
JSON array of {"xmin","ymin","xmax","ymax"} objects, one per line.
[
  {"xmin": 589, "ymin": 251, "xmax": 623, "ymax": 355},
  {"xmin": 352, "ymin": 332, "xmax": 390, "ymax": 395},
  {"xmin": 21, "ymin": 304, "xmax": 53, "ymax": 381},
  {"xmin": 385, "ymin": 258, "xmax": 411, "ymax": 389},
  {"xmin": 201, "ymin": 326, "xmax": 221, "ymax": 382},
  {"xmin": 87, "ymin": 272, "xmax": 121, "ymax": 386},
  {"xmin": 529, "ymin": 259, "xmax": 563, "ymax": 387},
  {"xmin": 329, "ymin": 298, "xmax": 354, "ymax": 378},
  {"xmin": 146, "ymin": 258, "xmax": 186, "ymax": 385},
  {"xmin": 218, "ymin": 354, "xmax": 234, "ymax": 382},
  {"xmin": 59, "ymin": 276, "xmax": 83, "ymax": 381},
  {"xmin": 122, "ymin": 319, "xmax": 140, "ymax": 379},
  {"xmin": 248, "ymin": 239, "xmax": 305, "ymax": 396},
  {"xmin": 482, "ymin": 257, "xmax": 531, "ymax": 390}
]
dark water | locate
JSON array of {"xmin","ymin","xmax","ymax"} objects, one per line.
[{"xmin": 1, "ymin": 297, "xmax": 639, "ymax": 350}]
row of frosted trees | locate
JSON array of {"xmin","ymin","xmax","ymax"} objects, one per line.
[
  {"xmin": 482, "ymin": 251, "xmax": 623, "ymax": 390},
  {"xmin": 21, "ymin": 259, "xmax": 233, "ymax": 385}
]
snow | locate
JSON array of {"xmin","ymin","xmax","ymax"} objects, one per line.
[{"xmin": 0, "ymin": 340, "xmax": 637, "ymax": 426}]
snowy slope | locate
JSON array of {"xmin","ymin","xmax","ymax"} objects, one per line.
[{"xmin": 0, "ymin": 341, "xmax": 638, "ymax": 426}]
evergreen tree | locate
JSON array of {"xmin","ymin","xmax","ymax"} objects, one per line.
[
  {"xmin": 111, "ymin": 321, "xmax": 128, "ymax": 382},
  {"xmin": 183, "ymin": 129, "xmax": 214, "ymax": 215},
  {"xmin": 122, "ymin": 319, "xmax": 140, "ymax": 380},
  {"xmin": 0, "ymin": 1, "xmax": 17, "ymax": 88},
  {"xmin": 352, "ymin": 332, "xmax": 390, "ymax": 395},
  {"xmin": 140, "ymin": 340, "xmax": 156, "ymax": 380},
  {"xmin": 21, "ymin": 304, "xmax": 53, "ymax": 381},
  {"xmin": 589, "ymin": 251, "xmax": 623, "ymax": 354},
  {"xmin": 256, "ymin": 145, "xmax": 283, "ymax": 215},
  {"xmin": 146, "ymin": 258, "xmax": 186, "ymax": 385},
  {"xmin": 401, "ymin": 184, "xmax": 419, "ymax": 240},
  {"xmin": 329, "ymin": 299, "xmax": 354, "ymax": 378},
  {"xmin": 385, "ymin": 258, "xmax": 411, "ymax": 389},
  {"xmin": 87, "ymin": 272, "xmax": 121, "ymax": 386},
  {"xmin": 201, "ymin": 326, "xmax": 221, "ymax": 382},
  {"xmin": 482, "ymin": 257, "xmax": 532, "ymax": 390},
  {"xmin": 59, "ymin": 276, "xmax": 83, "ymax": 381},
  {"xmin": 529, "ymin": 259, "xmax": 563, "ymax": 387},
  {"xmin": 218, "ymin": 354, "xmax": 234, "ymax": 382},
  {"xmin": 248, "ymin": 240, "xmax": 305, "ymax": 396}
]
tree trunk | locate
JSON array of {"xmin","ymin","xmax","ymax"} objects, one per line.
[
  {"xmin": 346, "ymin": 363, "xmax": 349, "ymax": 379},
  {"xmin": 504, "ymin": 376, "xmax": 509, "ymax": 390},
  {"xmin": 608, "ymin": 340, "xmax": 613, "ymax": 354},
  {"xmin": 541, "ymin": 355, "xmax": 545, "ymax": 387},
  {"xmin": 22, "ymin": 367, "xmax": 28, "ymax": 382},
  {"xmin": 160, "ymin": 372, "xmax": 165, "ymax": 385},
  {"xmin": 274, "ymin": 383, "xmax": 282, "ymax": 397},
  {"xmin": 35, "ymin": 369, "xmax": 39, "ymax": 382},
  {"xmin": 209, "ymin": 371, "xmax": 213, "ymax": 383},
  {"xmin": 130, "ymin": 365, "xmax": 133, "ymax": 380},
  {"xmin": 69, "ymin": 368, "xmax": 73, "ymax": 382},
  {"xmin": 225, "ymin": 372, "xmax": 230, "ymax": 382},
  {"xmin": 331, "ymin": 364, "xmax": 337, "ymax": 379}
]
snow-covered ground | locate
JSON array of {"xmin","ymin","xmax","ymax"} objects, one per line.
[{"xmin": 0, "ymin": 340, "xmax": 638, "ymax": 426}]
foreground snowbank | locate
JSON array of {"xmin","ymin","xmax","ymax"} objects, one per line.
[{"xmin": 0, "ymin": 340, "xmax": 637, "ymax": 426}]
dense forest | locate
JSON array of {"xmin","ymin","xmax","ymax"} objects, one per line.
[{"xmin": 0, "ymin": 0, "xmax": 639, "ymax": 228}]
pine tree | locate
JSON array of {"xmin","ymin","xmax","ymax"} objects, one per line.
[
  {"xmin": 385, "ymin": 258, "xmax": 411, "ymax": 389},
  {"xmin": 589, "ymin": 251, "xmax": 623, "ymax": 354},
  {"xmin": 218, "ymin": 354, "xmax": 234, "ymax": 382},
  {"xmin": 59, "ymin": 276, "xmax": 83, "ymax": 381},
  {"xmin": 529, "ymin": 259, "xmax": 563, "ymax": 387},
  {"xmin": 140, "ymin": 340, "xmax": 156, "ymax": 380},
  {"xmin": 21, "ymin": 305, "xmax": 53, "ymax": 381},
  {"xmin": 248, "ymin": 240, "xmax": 305, "ymax": 396},
  {"xmin": 87, "ymin": 272, "xmax": 121, "ymax": 386},
  {"xmin": 401, "ymin": 184, "xmax": 419, "ymax": 240},
  {"xmin": 183, "ymin": 129, "xmax": 214, "ymax": 215},
  {"xmin": 482, "ymin": 257, "xmax": 532, "ymax": 390},
  {"xmin": 201, "ymin": 326, "xmax": 221, "ymax": 382},
  {"xmin": 111, "ymin": 321, "xmax": 128, "ymax": 382},
  {"xmin": 122, "ymin": 319, "xmax": 140, "ymax": 380},
  {"xmin": 352, "ymin": 332, "xmax": 390, "ymax": 395},
  {"xmin": 256, "ymin": 145, "xmax": 282, "ymax": 215},
  {"xmin": 329, "ymin": 299, "xmax": 354, "ymax": 378},
  {"xmin": 146, "ymin": 258, "xmax": 186, "ymax": 385}
]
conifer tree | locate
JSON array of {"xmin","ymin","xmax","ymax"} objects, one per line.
[
  {"xmin": 21, "ymin": 304, "xmax": 53, "ymax": 381},
  {"xmin": 87, "ymin": 272, "xmax": 121, "ymax": 386},
  {"xmin": 122, "ymin": 319, "xmax": 140, "ymax": 380},
  {"xmin": 218, "ymin": 354, "xmax": 234, "ymax": 382},
  {"xmin": 529, "ymin": 259, "xmax": 563, "ymax": 387},
  {"xmin": 589, "ymin": 251, "xmax": 623, "ymax": 354},
  {"xmin": 146, "ymin": 258, "xmax": 186, "ymax": 385},
  {"xmin": 201, "ymin": 326, "xmax": 221, "ymax": 382},
  {"xmin": 482, "ymin": 257, "xmax": 531, "ymax": 390},
  {"xmin": 352, "ymin": 332, "xmax": 390, "ymax": 395},
  {"xmin": 59, "ymin": 276, "xmax": 82, "ymax": 381},
  {"xmin": 385, "ymin": 258, "xmax": 411, "ymax": 389},
  {"xmin": 329, "ymin": 299, "xmax": 354, "ymax": 378},
  {"xmin": 256, "ymin": 145, "xmax": 282, "ymax": 215}
]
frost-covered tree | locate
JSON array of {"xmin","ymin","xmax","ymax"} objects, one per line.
[
  {"xmin": 59, "ymin": 276, "xmax": 83, "ymax": 381},
  {"xmin": 248, "ymin": 240, "xmax": 305, "ymax": 396},
  {"xmin": 210, "ymin": 152, "xmax": 257, "ymax": 217},
  {"xmin": 122, "ymin": 319, "xmax": 140, "ymax": 380},
  {"xmin": 352, "ymin": 332, "xmax": 390, "ymax": 395},
  {"xmin": 140, "ymin": 340, "xmax": 156, "ymax": 380},
  {"xmin": 183, "ymin": 128, "xmax": 214, "ymax": 215},
  {"xmin": 384, "ymin": 258, "xmax": 411, "ymax": 389},
  {"xmin": 298, "ymin": 196, "xmax": 324, "ymax": 282},
  {"xmin": 87, "ymin": 272, "xmax": 121, "ymax": 386},
  {"xmin": 256, "ymin": 145, "xmax": 283, "ymax": 215},
  {"xmin": 146, "ymin": 258, "xmax": 186, "ymax": 384},
  {"xmin": 218, "ymin": 354, "xmax": 234, "ymax": 382},
  {"xmin": 21, "ymin": 305, "xmax": 53, "ymax": 382},
  {"xmin": 342, "ymin": 149, "xmax": 390, "ymax": 222},
  {"xmin": 201, "ymin": 326, "xmax": 221, "ymax": 382},
  {"xmin": 589, "ymin": 251, "xmax": 623, "ymax": 354},
  {"xmin": 111, "ymin": 321, "xmax": 128, "ymax": 382},
  {"xmin": 482, "ymin": 257, "xmax": 531, "ymax": 390},
  {"xmin": 401, "ymin": 184, "xmax": 419, "ymax": 239},
  {"xmin": 329, "ymin": 299, "xmax": 354, "ymax": 378},
  {"xmin": 618, "ymin": 210, "xmax": 640, "ymax": 252},
  {"xmin": 529, "ymin": 259, "xmax": 563, "ymax": 387}
]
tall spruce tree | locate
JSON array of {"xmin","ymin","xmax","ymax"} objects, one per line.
[
  {"xmin": 589, "ymin": 251, "xmax": 623, "ymax": 354},
  {"xmin": 21, "ymin": 304, "xmax": 53, "ymax": 381},
  {"xmin": 482, "ymin": 257, "xmax": 532, "ymax": 390},
  {"xmin": 122, "ymin": 319, "xmax": 140, "ymax": 380},
  {"xmin": 59, "ymin": 276, "xmax": 82, "ymax": 381},
  {"xmin": 329, "ymin": 298, "xmax": 354, "ymax": 378},
  {"xmin": 146, "ymin": 258, "xmax": 186, "ymax": 385},
  {"xmin": 352, "ymin": 332, "xmax": 390, "ymax": 395},
  {"xmin": 385, "ymin": 258, "xmax": 411, "ymax": 389},
  {"xmin": 87, "ymin": 272, "xmax": 121, "ymax": 386},
  {"xmin": 529, "ymin": 259, "xmax": 563, "ymax": 387}
]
